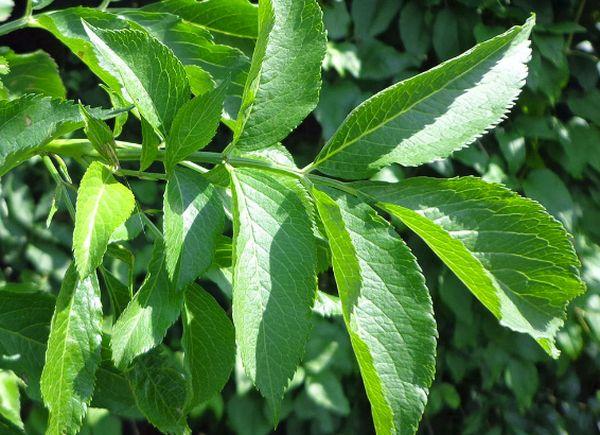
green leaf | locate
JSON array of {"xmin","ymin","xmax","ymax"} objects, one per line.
[
  {"xmin": 351, "ymin": 0, "xmax": 401, "ymax": 38},
  {"xmin": 358, "ymin": 176, "xmax": 585, "ymax": 357},
  {"xmin": 110, "ymin": 241, "xmax": 183, "ymax": 369},
  {"xmin": 1, "ymin": 49, "xmax": 66, "ymax": 98},
  {"xmin": 312, "ymin": 16, "xmax": 534, "ymax": 179},
  {"xmin": 144, "ymin": 0, "xmax": 258, "ymax": 40},
  {"xmin": 73, "ymin": 161, "xmax": 135, "ymax": 278},
  {"xmin": 432, "ymin": 9, "xmax": 460, "ymax": 60},
  {"xmin": 140, "ymin": 117, "xmax": 160, "ymax": 171},
  {"xmin": 229, "ymin": 167, "xmax": 317, "ymax": 415},
  {"xmin": 35, "ymin": 8, "xmax": 129, "ymax": 91},
  {"xmin": 0, "ymin": 290, "xmax": 54, "ymax": 399},
  {"xmin": 182, "ymin": 284, "xmax": 234, "ymax": 408},
  {"xmin": 79, "ymin": 104, "xmax": 120, "ymax": 168},
  {"xmin": 399, "ymin": 1, "xmax": 431, "ymax": 59},
  {"xmin": 91, "ymin": 340, "xmax": 140, "ymax": 418},
  {"xmin": 0, "ymin": 95, "xmax": 116, "ymax": 176},
  {"xmin": 128, "ymin": 349, "xmax": 190, "ymax": 434},
  {"xmin": 165, "ymin": 84, "xmax": 225, "ymax": 171},
  {"xmin": 523, "ymin": 168, "xmax": 575, "ymax": 231},
  {"xmin": 116, "ymin": 10, "xmax": 249, "ymax": 98},
  {"xmin": 32, "ymin": 0, "xmax": 55, "ymax": 10},
  {"xmin": 232, "ymin": 0, "xmax": 326, "ymax": 151},
  {"xmin": 164, "ymin": 167, "xmax": 225, "ymax": 290},
  {"xmin": 305, "ymin": 371, "xmax": 350, "ymax": 416},
  {"xmin": 100, "ymin": 268, "xmax": 131, "ymax": 319},
  {"xmin": 313, "ymin": 187, "xmax": 436, "ymax": 435},
  {"xmin": 40, "ymin": 265, "xmax": 103, "ymax": 435},
  {"xmin": 82, "ymin": 22, "xmax": 190, "ymax": 136},
  {"xmin": 0, "ymin": 370, "xmax": 23, "ymax": 430}
]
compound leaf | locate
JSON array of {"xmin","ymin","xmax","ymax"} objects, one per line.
[
  {"xmin": 312, "ymin": 16, "xmax": 534, "ymax": 179},
  {"xmin": 164, "ymin": 167, "xmax": 225, "ymax": 290},
  {"xmin": 358, "ymin": 177, "xmax": 585, "ymax": 357},
  {"xmin": 128, "ymin": 349, "xmax": 190, "ymax": 434},
  {"xmin": 83, "ymin": 22, "xmax": 190, "ymax": 136},
  {"xmin": 232, "ymin": 0, "xmax": 326, "ymax": 151},
  {"xmin": 229, "ymin": 167, "xmax": 317, "ymax": 415},
  {"xmin": 73, "ymin": 161, "xmax": 135, "ymax": 278},
  {"xmin": 111, "ymin": 241, "xmax": 183, "ymax": 369},
  {"xmin": 165, "ymin": 84, "xmax": 225, "ymax": 171},
  {"xmin": 182, "ymin": 284, "xmax": 235, "ymax": 408},
  {"xmin": 40, "ymin": 265, "xmax": 103, "ymax": 435},
  {"xmin": 313, "ymin": 187, "xmax": 436, "ymax": 435}
]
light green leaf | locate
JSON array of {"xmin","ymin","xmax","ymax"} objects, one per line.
[
  {"xmin": 358, "ymin": 176, "xmax": 585, "ymax": 357},
  {"xmin": 182, "ymin": 284, "xmax": 234, "ymax": 408},
  {"xmin": 229, "ymin": 167, "xmax": 317, "ymax": 415},
  {"xmin": 73, "ymin": 161, "xmax": 135, "ymax": 278},
  {"xmin": 232, "ymin": 0, "xmax": 326, "ymax": 151},
  {"xmin": 0, "ymin": 95, "xmax": 116, "ymax": 176},
  {"xmin": 143, "ymin": 0, "xmax": 258, "ymax": 39},
  {"xmin": 1, "ymin": 49, "xmax": 66, "ymax": 98},
  {"xmin": 305, "ymin": 371, "xmax": 350, "ymax": 416},
  {"xmin": 312, "ymin": 16, "xmax": 534, "ymax": 179},
  {"xmin": 164, "ymin": 167, "xmax": 225, "ymax": 290},
  {"xmin": 79, "ymin": 104, "xmax": 120, "ymax": 168},
  {"xmin": 0, "ymin": 370, "xmax": 23, "ymax": 430},
  {"xmin": 82, "ymin": 21, "xmax": 190, "ymax": 136},
  {"xmin": 128, "ymin": 349, "xmax": 189, "ymax": 434},
  {"xmin": 165, "ymin": 84, "xmax": 225, "ymax": 171},
  {"xmin": 40, "ymin": 265, "xmax": 103, "ymax": 435},
  {"xmin": 111, "ymin": 241, "xmax": 183, "ymax": 369},
  {"xmin": 0, "ymin": 0, "xmax": 13, "ymax": 22},
  {"xmin": 0, "ymin": 291, "xmax": 54, "ymax": 399},
  {"xmin": 313, "ymin": 187, "xmax": 436, "ymax": 435}
]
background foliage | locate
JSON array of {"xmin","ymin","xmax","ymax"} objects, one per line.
[{"xmin": 0, "ymin": 0, "xmax": 599, "ymax": 433}]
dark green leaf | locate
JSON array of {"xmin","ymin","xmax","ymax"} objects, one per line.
[
  {"xmin": 1, "ymin": 49, "xmax": 65, "ymax": 98},
  {"xmin": 314, "ymin": 186, "xmax": 436, "ymax": 435},
  {"xmin": 164, "ymin": 167, "xmax": 225, "ymax": 290},
  {"xmin": 182, "ymin": 284, "xmax": 234, "ymax": 408}
]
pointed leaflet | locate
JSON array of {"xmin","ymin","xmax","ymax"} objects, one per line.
[
  {"xmin": 140, "ymin": 117, "xmax": 160, "ymax": 171},
  {"xmin": 312, "ymin": 16, "xmax": 534, "ymax": 179},
  {"xmin": 313, "ymin": 187, "xmax": 436, "ymax": 435},
  {"xmin": 40, "ymin": 265, "xmax": 103, "ymax": 435},
  {"xmin": 182, "ymin": 284, "xmax": 235, "ymax": 408},
  {"xmin": 83, "ymin": 21, "xmax": 190, "ymax": 136},
  {"xmin": 164, "ymin": 167, "xmax": 225, "ymax": 290},
  {"xmin": 0, "ymin": 95, "xmax": 117, "ymax": 176},
  {"xmin": 165, "ymin": 84, "xmax": 225, "ymax": 171},
  {"xmin": 144, "ymin": 0, "xmax": 258, "ymax": 39},
  {"xmin": 35, "ymin": 8, "xmax": 129, "ymax": 91},
  {"xmin": 79, "ymin": 104, "xmax": 120, "ymax": 168},
  {"xmin": 0, "ymin": 290, "xmax": 54, "ymax": 399},
  {"xmin": 73, "ymin": 161, "xmax": 135, "ymax": 278},
  {"xmin": 358, "ymin": 177, "xmax": 585, "ymax": 357},
  {"xmin": 116, "ymin": 10, "xmax": 249, "ymax": 94},
  {"xmin": 111, "ymin": 240, "xmax": 183, "ymax": 369},
  {"xmin": 128, "ymin": 349, "xmax": 190, "ymax": 434},
  {"xmin": 229, "ymin": 167, "xmax": 317, "ymax": 412},
  {"xmin": 232, "ymin": 0, "xmax": 326, "ymax": 151}
]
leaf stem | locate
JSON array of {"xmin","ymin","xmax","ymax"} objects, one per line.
[
  {"xmin": 0, "ymin": 16, "xmax": 31, "ymax": 36},
  {"xmin": 41, "ymin": 155, "xmax": 76, "ymax": 221}
]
